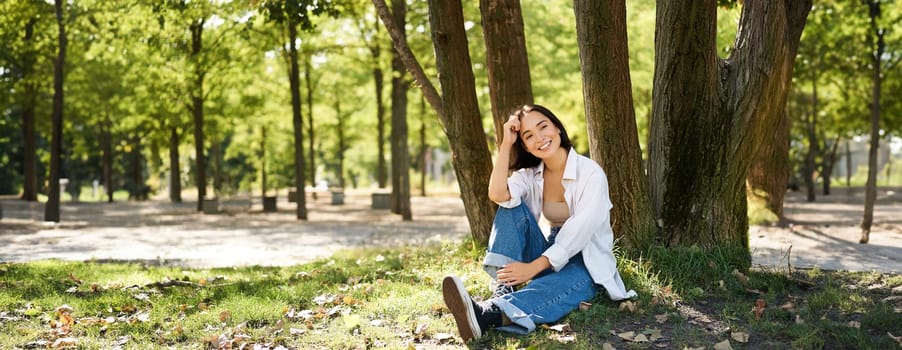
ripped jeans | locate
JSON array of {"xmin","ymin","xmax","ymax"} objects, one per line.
[{"xmin": 482, "ymin": 203, "xmax": 598, "ymax": 334}]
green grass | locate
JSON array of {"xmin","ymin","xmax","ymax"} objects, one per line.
[{"xmin": 1, "ymin": 243, "xmax": 899, "ymax": 349}]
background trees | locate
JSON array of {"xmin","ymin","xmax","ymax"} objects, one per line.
[{"xmin": 1, "ymin": 1, "xmax": 899, "ymax": 251}]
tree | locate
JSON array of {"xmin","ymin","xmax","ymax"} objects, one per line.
[
  {"xmin": 573, "ymin": 0, "xmax": 657, "ymax": 250},
  {"xmin": 45, "ymin": 0, "xmax": 67, "ymax": 222},
  {"xmin": 373, "ymin": 0, "xmax": 496, "ymax": 244},
  {"xmin": 389, "ymin": 0, "xmax": 411, "ymax": 220},
  {"xmin": 648, "ymin": 1, "xmax": 811, "ymax": 249},
  {"xmin": 479, "ymin": 0, "xmax": 533, "ymax": 145},
  {"xmin": 260, "ymin": 0, "xmax": 339, "ymax": 220}
]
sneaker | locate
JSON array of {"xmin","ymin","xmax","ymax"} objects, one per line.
[
  {"xmin": 442, "ymin": 275, "xmax": 482, "ymax": 342},
  {"xmin": 489, "ymin": 279, "xmax": 516, "ymax": 299}
]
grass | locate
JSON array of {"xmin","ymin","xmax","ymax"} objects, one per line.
[{"xmin": 1, "ymin": 242, "xmax": 899, "ymax": 349}]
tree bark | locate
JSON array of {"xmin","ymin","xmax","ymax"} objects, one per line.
[
  {"xmin": 304, "ymin": 56, "xmax": 317, "ymax": 196},
  {"xmin": 21, "ymin": 18, "xmax": 38, "ymax": 201},
  {"xmin": 419, "ymin": 97, "xmax": 427, "ymax": 197},
  {"xmin": 288, "ymin": 22, "xmax": 308, "ymax": 220},
  {"xmin": 373, "ymin": 0, "xmax": 495, "ymax": 244},
  {"xmin": 803, "ymin": 74, "xmax": 819, "ymax": 202},
  {"xmin": 822, "ymin": 135, "xmax": 840, "ymax": 196},
  {"xmin": 573, "ymin": 0, "xmax": 657, "ymax": 251},
  {"xmin": 747, "ymin": 109, "xmax": 791, "ymax": 220},
  {"xmin": 102, "ymin": 115, "xmax": 114, "ymax": 203},
  {"xmin": 369, "ymin": 22, "xmax": 388, "ymax": 189},
  {"xmin": 480, "ymin": 0, "xmax": 533, "ymax": 146},
  {"xmin": 45, "ymin": 0, "xmax": 67, "ymax": 222},
  {"xmin": 860, "ymin": 0, "xmax": 884, "ymax": 244},
  {"xmin": 335, "ymin": 98, "xmax": 346, "ymax": 189},
  {"xmin": 169, "ymin": 127, "xmax": 182, "ymax": 202},
  {"xmin": 649, "ymin": 0, "xmax": 811, "ymax": 249},
  {"xmin": 260, "ymin": 126, "xmax": 267, "ymax": 197},
  {"xmin": 390, "ymin": 0, "xmax": 412, "ymax": 220},
  {"xmin": 190, "ymin": 19, "xmax": 207, "ymax": 211}
]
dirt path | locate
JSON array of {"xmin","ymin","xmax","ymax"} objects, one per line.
[{"xmin": 1, "ymin": 188, "xmax": 900, "ymax": 273}]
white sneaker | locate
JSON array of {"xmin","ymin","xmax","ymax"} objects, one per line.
[{"xmin": 442, "ymin": 275, "xmax": 481, "ymax": 342}]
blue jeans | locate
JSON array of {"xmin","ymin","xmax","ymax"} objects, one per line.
[{"xmin": 483, "ymin": 203, "xmax": 598, "ymax": 334}]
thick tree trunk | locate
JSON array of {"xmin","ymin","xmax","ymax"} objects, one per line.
[
  {"xmin": 649, "ymin": 0, "xmax": 811, "ymax": 249},
  {"xmin": 288, "ymin": 23, "xmax": 308, "ymax": 220},
  {"xmin": 190, "ymin": 20, "xmax": 207, "ymax": 211},
  {"xmin": 373, "ymin": 0, "xmax": 495, "ymax": 244},
  {"xmin": 860, "ymin": 0, "xmax": 884, "ymax": 244},
  {"xmin": 390, "ymin": 0, "xmax": 412, "ymax": 220},
  {"xmin": 169, "ymin": 127, "xmax": 182, "ymax": 202},
  {"xmin": 304, "ymin": 57, "xmax": 316, "ymax": 195},
  {"xmin": 747, "ymin": 109, "xmax": 791, "ymax": 220},
  {"xmin": 573, "ymin": 0, "xmax": 657, "ymax": 251},
  {"xmin": 45, "ymin": 0, "xmax": 67, "ymax": 222},
  {"xmin": 479, "ymin": 0, "xmax": 533, "ymax": 146},
  {"xmin": 21, "ymin": 18, "xmax": 38, "ymax": 201}
]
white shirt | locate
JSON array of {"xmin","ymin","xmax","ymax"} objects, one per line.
[{"xmin": 495, "ymin": 148, "xmax": 637, "ymax": 300}]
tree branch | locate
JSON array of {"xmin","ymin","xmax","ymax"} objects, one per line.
[{"xmin": 371, "ymin": 0, "xmax": 443, "ymax": 117}]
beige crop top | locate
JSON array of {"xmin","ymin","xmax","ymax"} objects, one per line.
[{"xmin": 543, "ymin": 201, "xmax": 570, "ymax": 227}]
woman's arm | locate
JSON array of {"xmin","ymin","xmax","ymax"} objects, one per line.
[{"xmin": 488, "ymin": 116, "xmax": 521, "ymax": 203}]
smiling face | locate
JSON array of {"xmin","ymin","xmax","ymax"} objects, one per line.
[{"xmin": 518, "ymin": 110, "xmax": 562, "ymax": 159}]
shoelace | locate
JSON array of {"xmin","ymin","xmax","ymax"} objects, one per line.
[{"xmin": 490, "ymin": 283, "xmax": 515, "ymax": 299}]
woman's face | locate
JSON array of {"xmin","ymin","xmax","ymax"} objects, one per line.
[{"xmin": 518, "ymin": 110, "xmax": 562, "ymax": 159}]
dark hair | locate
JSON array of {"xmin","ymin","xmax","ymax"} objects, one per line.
[{"xmin": 509, "ymin": 104, "xmax": 572, "ymax": 170}]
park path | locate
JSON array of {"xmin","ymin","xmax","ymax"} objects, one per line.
[{"xmin": 1, "ymin": 188, "xmax": 900, "ymax": 273}]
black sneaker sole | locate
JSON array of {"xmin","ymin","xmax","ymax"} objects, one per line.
[{"xmin": 442, "ymin": 275, "xmax": 481, "ymax": 342}]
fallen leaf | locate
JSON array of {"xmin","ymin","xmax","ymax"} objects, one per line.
[
  {"xmin": 619, "ymin": 301, "xmax": 637, "ymax": 313},
  {"xmin": 219, "ymin": 310, "xmax": 231, "ymax": 324},
  {"xmin": 579, "ymin": 301, "xmax": 592, "ymax": 311},
  {"xmin": 601, "ymin": 342, "xmax": 616, "ymax": 350},
  {"xmin": 375, "ymin": 255, "xmax": 386, "ymax": 262},
  {"xmin": 779, "ymin": 302, "xmax": 795, "ymax": 312},
  {"xmin": 414, "ymin": 323, "xmax": 428, "ymax": 335},
  {"xmin": 546, "ymin": 323, "xmax": 572, "ymax": 333},
  {"xmin": 617, "ymin": 331, "xmax": 636, "ymax": 341},
  {"xmin": 51, "ymin": 337, "xmax": 77, "ymax": 349},
  {"xmin": 888, "ymin": 332, "xmax": 902, "ymax": 346},
  {"xmin": 752, "ymin": 299, "xmax": 766, "ymax": 320},
  {"xmin": 731, "ymin": 269, "xmax": 749, "ymax": 285},
  {"xmin": 795, "ymin": 314, "xmax": 804, "ymax": 324},
  {"xmin": 633, "ymin": 334, "xmax": 649, "ymax": 343},
  {"xmin": 713, "ymin": 339, "xmax": 733, "ymax": 350},
  {"xmin": 289, "ymin": 328, "xmax": 306, "ymax": 335},
  {"xmin": 649, "ymin": 329, "xmax": 663, "ymax": 341},
  {"xmin": 846, "ymin": 320, "xmax": 860, "ymax": 329},
  {"xmin": 654, "ymin": 313, "xmax": 668, "ymax": 324},
  {"xmin": 731, "ymin": 331, "xmax": 749, "ymax": 343},
  {"xmin": 433, "ymin": 332, "xmax": 453, "ymax": 342}
]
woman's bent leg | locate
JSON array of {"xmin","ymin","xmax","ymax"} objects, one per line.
[
  {"xmin": 491, "ymin": 254, "xmax": 597, "ymax": 334},
  {"xmin": 483, "ymin": 203, "xmax": 549, "ymax": 278}
]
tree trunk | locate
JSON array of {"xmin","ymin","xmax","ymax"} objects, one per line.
[
  {"xmin": 169, "ymin": 127, "xmax": 182, "ymax": 202},
  {"xmin": 390, "ymin": 0, "xmax": 412, "ymax": 220},
  {"xmin": 288, "ymin": 22, "xmax": 308, "ymax": 220},
  {"xmin": 803, "ymin": 74, "xmax": 819, "ymax": 202},
  {"xmin": 260, "ymin": 126, "xmax": 267, "ymax": 197},
  {"xmin": 419, "ymin": 97, "xmax": 427, "ymax": 197},
  {"xmin": 845, "ymin": 139, "xmax": 852, "ymax": 189},
  {"xmin": 573, "ymin": 0, "xmax": 657, "ymax": 251},
  {"xmin": 45, "ymin": 0, "xmax": 67, "ymax": 222},
  {"xmin": 479, "ymin": 0, "xmax": 533, "ymax": 146},
  {"xmin": 370, "ymin": 26, "xmax": 388, "ymax": 189},
  {"xmin": 211, "ymin": 136, "xmax": 221, "ymax": 197},
  {"xmin": 649, "ymin": 0, "xmax": 811, "ymax": 249},
  {"xmin": 860, "ymin": 0, "xmax": 884, "ymax": 244},
  {"xmin": 304, "ymin": 56, "xmax": 317, "ymax": 196},
  {"xmin": 822, "ymin": 135, "xmax": 840, "ymax": 195},
  {"xmin": 747, "ymin": 109, "xmax": 791, "ymax": 220},
  {"xmin": 190, "ymin": 20, "xmax": 207, "ymax": 211},
  {"xmin": 335, "ymin": 98, "xmax": 346, "ymax": 189},
  {"xmin": 373, "ymin": 0, "xmax": 495, "ymax": 244},
  {"xmin": 129, "ymin": 136, "xmax": 144, "ymax": 200},
  {"xmin": 21, "ymin": 18, "xmax": 38, "ymax": 201},
  {"xmin": 102, "ymin": 115, "xmax": 114, "ymax": 203}
]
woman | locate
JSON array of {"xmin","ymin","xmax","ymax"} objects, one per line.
[{"xmin": 442, "ymin": 104, "xmax": 636, "ymax": 342}]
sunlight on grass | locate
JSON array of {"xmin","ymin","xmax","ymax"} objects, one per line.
[{"xmin": 1, "ymin": 242, "xmax": 899, "ymax": 349}]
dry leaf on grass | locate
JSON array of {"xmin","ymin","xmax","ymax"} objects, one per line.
[
  {"xmin": 601, "ymin": 342, "xmax": 616, "ymax": 350},
  {"xmin": 433, "ymin": 332, "xmax": 453, "ymax": 342},
  {"xmin": 713, "ymin": 339, "xmax": 733, "ymax": 350},
  {"xmin": 731, "ymin": 331, "xmax": 749, "ymax": 343},
  {"xmin": 731, "ymin": 269, "xmax": 749, "ymax": 284},
  {"xmin": 616, "ymin": 331, "xmax": 635, "ymax": 341},
  {"xmin": 654, "ymin": 313, "xmax": 668, "ymax": 324},
  {"xmin": 648, "ymin": 328, "xmax": 663, "ymax": 341},
  {"xmin": 618, "ymin": 300, "xmax": 637, "ymax": 313},
  {"xmin": 545, "ymin": 323, "xmax": 572, "ymax": 333},
  {"xmin": 752, "ymin": 299, "xmax": 766, "ymax": 320},
  {"xmin": 579, "ymin": 301, "xmax": 592, "ymax": 311},
  {"xmin": 846, "ymin": 320, "xmax": 860, "ymax": 329},
  {"xmin": 633, "ymin": 334, "xmax": 649, "ymax": 343},
  {"xmin": 888, "ymin": 332, "xmax": 902, "ymax": 346},
  {"xmin": 779, "ymin": 302, "xmax": 795, "ymax": 312}
]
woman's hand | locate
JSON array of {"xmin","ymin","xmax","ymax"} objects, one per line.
[
  {"xmin": 501, "ymin": 115, "xmax": 520, "ymax": 147},
  {"xmin": 496, "ymin": 261, "xmax": 539, "ymax": 287}
]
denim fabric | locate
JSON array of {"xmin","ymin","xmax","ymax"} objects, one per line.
[{"xmin": 483, "ymin": 203, "xmax": 598, "ymax": 334}]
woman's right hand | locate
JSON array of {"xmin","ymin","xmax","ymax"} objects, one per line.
[{"xmin": 502, "ymin": 115, "xmax": 520, "ymax": 147}]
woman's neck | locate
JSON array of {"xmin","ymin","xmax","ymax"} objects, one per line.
[{"xmin": 543, "ymin": 148, "xmax": 568, "ymax": 174}]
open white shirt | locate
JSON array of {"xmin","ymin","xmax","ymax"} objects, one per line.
[{"xmin": 495, "ymin": 149, "xmax": 637, "ymax": 300}]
